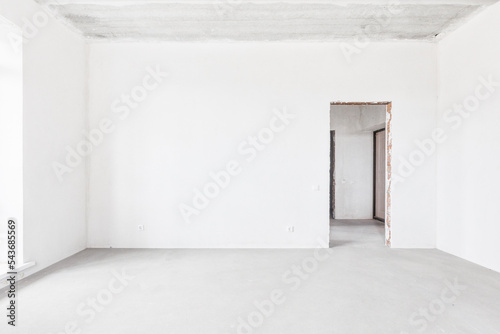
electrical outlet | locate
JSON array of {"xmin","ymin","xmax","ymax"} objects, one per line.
[
  {"xmin": 138, "ymin": 225, "xmax": 145, "ymax": 231},
  {"xmin": 288, "ymin": 226, "xmax": 295, "ymax": 232}
]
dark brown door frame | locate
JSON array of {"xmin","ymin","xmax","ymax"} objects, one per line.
[
  {"xmin": 373, "ymin": 128, "xmax": 385, "ymax": 222},
  {"xmin": 330, "ymin": 131, "xmax": 335, "ymax": 219}
]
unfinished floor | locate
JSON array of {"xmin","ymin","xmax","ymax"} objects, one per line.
[{"xmin": 1, "ymin": 220, "xmax": 499, "ymax": 334}]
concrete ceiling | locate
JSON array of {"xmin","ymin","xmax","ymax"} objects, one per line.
[{"xmin": 35, "ymin": 0, "xmax": 499, "ymax": 41}]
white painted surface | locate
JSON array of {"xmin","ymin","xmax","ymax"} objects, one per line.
[
  {"xmin": 437, "ymin": 1, "xmax": 500, "ymax": 272},
  {"xmin": 33, "ymin": 0, "xmax": 495, "ymax": 41},
  {"xmin": 330, "ymin": 105, "xmax": 385, "ymax": 219},
  {"xmin": 88, "ymin": 41, "xmax": 437, "ymax": 248},
  {"xmin": 0, "ymin": 17, "xmax": 23, "ymax": 270},
  {"xmin": 0, "ymin": 0, "xmax": 87, "ymax": 279}
]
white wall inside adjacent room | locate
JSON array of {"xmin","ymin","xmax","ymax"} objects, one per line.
[{"xmin": 330, "ymin": 105, "xmax": 386, "ymax": 219}]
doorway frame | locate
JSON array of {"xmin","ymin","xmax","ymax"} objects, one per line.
[
  {"xmin": 373, "ymin": 128, "xmax": 386, "ymax": 223},
  {"xmin": 329, "ymin": 101, "xmax": 393, "ymax": 247},
  {"xmin": 330, "ymin": 130, "xmax": 335, "ymax": 219}
]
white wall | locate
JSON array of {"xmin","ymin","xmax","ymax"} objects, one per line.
[
  {"xmin": 0, "ymin": 0, "xmax": 87, "ymax": 280},
  {"xmin": 0, "ymin": 17, "xmax": 23, "ymax": 269},
  {"xmin": 330, "ymin": 105, "xmax": 385, "ymax": 219},
  {"xmin": 437, "ymin": 2, "xmax": 500, "ymax": 272},
  {"xmin": 88, "ymin": 41, "xmax": 437, "ymax": 249}
]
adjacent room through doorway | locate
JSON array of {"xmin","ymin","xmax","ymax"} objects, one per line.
[{"xmin": 329, "ymin": 102, "xmax": 391, "ymax": 247}]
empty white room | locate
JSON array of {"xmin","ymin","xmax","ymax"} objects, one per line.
[{"xmin": 1, "ymin": 0, "xmax": 499, "ymax": 333}]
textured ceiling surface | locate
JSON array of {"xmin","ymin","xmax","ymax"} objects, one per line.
[{"xmin": 35, "ymin": 0, "xmax": 498, "ymax": 41}]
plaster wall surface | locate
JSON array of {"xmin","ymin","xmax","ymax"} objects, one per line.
[
  {"xmin": 0, "ymin": 19, "xmax": 23, "ymax": 270},
  {"xmin": 437, "ymin": 1, "xmax": 500, "ymax": 272},
  {"xmin": 0, "ymin": 0, "xmax": 87, "ymax": 281},
  {"xmin": 87, "ymin": 41, "xmax": 437, "ymax": 249}
]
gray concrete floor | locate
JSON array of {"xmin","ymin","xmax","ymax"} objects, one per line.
[{"xmin": 1, "ymin": 219, "xmax": 500, "ymax": 334}]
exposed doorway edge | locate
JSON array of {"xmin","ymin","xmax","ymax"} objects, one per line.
[{"xmin": 330, "ymin": 101, "xmax": 393, "ymax": 247}]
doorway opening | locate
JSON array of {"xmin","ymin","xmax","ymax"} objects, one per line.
[{"xmin": 329, "ymin": 102, "xmax": 392, "ymax": 247}]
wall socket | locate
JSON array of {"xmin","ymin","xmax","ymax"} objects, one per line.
[
  {"xmin": 288, "ymin": 226, "xmax": 295, "ymax": 232},
  {"xmin": 138, "ymin": 225, "xmax": 145, "ymax": 231}
]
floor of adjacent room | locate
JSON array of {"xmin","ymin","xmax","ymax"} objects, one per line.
[{"xmin": 2, "ymin": 220, "xmax": 500, "ymax": 334}]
